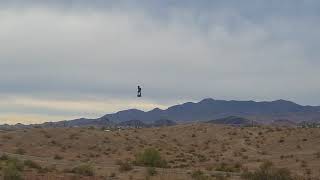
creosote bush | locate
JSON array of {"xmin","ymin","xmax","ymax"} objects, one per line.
[
  {"xmin": 215, "ymin": 162, "xmax": 241, "ymax": 172},
  {"xmin": 146, "ymin": 167, "xmax": 157, "ymax": 176},
  {"xmin": 24, "ymin": 160, "xmax": 42, "ymax": 170},
  {"xmin": 241, "ymin": 161, "xmax": 295, "ymax": 180},
  {"xmin": 134, "ymin": 148, "xmax": 167, "ymax": 168},
  {"xmin": 191, "ymin": 170, "xmax": 209, "ymax": 180},
  {"xmin": 54, "ymin": 154, "xmax": 64, "ymax": 160},
  {"xmin": 15, "ymin": 148, "xmax": 26, "ymax": 155},
  {"xmin": 118, "ymin": 160, "xmax": 133, "ymax": 172},
  {"xmin": 0, "ymin": 155, "xmax": 24, "ymax": 180},
  {"xmin": 71, "ymin": 164, "xmax": 94, "ymax": 176},
  {"xmin": 2, "ymin": 164, "xmax": 23, "ymax": 180}
]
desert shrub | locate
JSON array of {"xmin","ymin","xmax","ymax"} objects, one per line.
[
  {"xmin": 191, "ymin": 170, "xmax": 209, "ymax": 180},
  {"xmin": 134, "ymin": 148, "xmax": 167, "ymax": 168},
  {"xmin": 43, "ymin": 132, "xmax": 51, "ymax": 138},
  {"xmin": 2, "ymin": 164, "xmax": 23, "ymax": 180},
  {"xmin": 300, "ymin": 161, "xmax": 308, "ymax": 168},
  {"xmin": 0, "ymin": 154, "xmax": 9, "ymax": 161},
  {"xmin": 2, "ymin": 157, "xmax": 24, "ymax": 172},
  {"xmin": 242, "ymin": 155, "xmax": 249, "ymax": 160},
  {"xmin": 15, "ymin": 148, "xmax": 26, "ymax": 155},
  {"xmin": 54, "ymin": 154, "xmax": 64, "ymax": 160},
  {"xmin": 213, "ymin": 174, "xmax": 228, "ymax": 180},
  {"xmin": 71, "ymin": 164, "xmax": 94, "ymax": 176},
  {"xmin": 125, "ymin": 146, "xmax": 134, "ymax": 151},
  {"xmin": 146, "ymin": 167, "xmax": 157, "ymax": 176},
  {"xmin": 0, "ymin": 156, "xmax": 24, "ymax": 180},
  {"xmin": 109, "ymin": 172, "xmax": 116, "ymax": 177},
  {"xmin": 24, "ymin": 160, "xmax": 42, "ymax": 170},
  {"xmin": 118, "ymin": 161, "xmax": 133, "ymax": 172},
  {"xmin": 241, "ymin": 161, "xmax": 294, "ymax": 180},
  {"xmin": 197, "ymin": 154, "xmax": 208, "ymax": 162},
  {"xmin": 50, "ymin": 140, "xmax": 57, "ymax": 145},
  {"xmin": 2, "ymin": 135, "xmax": 13, "ymax": 140},
  {"xmin": 216, "ymin": 162, "xmax": 242, "ymax": 172},
  {"xmin": 38, "ymin": 166, "xmax": 52, "ymax": 173},
  {"xmin": 69, "ymin": 133, "xmax": 79, "ymax": 140}
]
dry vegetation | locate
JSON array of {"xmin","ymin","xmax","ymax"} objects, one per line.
[{"xmin": 0, "ymin": 123, "xmax": 320, "ymax": 179}]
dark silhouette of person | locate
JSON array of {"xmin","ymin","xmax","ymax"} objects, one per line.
[{"xmin": 137, "ymin": 86, "xmax": 142, "ymax": 97}]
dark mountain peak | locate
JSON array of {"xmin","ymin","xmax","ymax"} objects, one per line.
[
  {"xmin": 271, "ymin": 99, "xmax": 299, "ymax": 105},
  {"xmin": 97, "ymin": 116, "xmax": 111, "ymax": 121},
  {"xmin": 118, "ymin": 109, "xmax": 144, "ymax": 113},
  {"xmin": 101, "ymin": 108, "xmax": 145, "ymax": 119},
  {"xmin": 148, "ymin": 107, "xmax": 163, "ymax": 113},
  {"xmin": 199, "ymin": 98, "xmax": 215, "ymax": 103},
  {"xmin": 184, "ymin": 102, "xmax": 196, "ymax": 105},
  {"xmin": 167, "ymin": 101, "xmax": 194, "ymax": 111}
]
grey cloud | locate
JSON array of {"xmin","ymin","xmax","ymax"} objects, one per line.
[{"xmin": 0, "ymin": 1, "xmax": 320, "ymax": 123}]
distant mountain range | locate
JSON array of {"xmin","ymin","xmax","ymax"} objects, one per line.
[
  {"xmin": 1, "ymin": 98, "xmax": 320, "ymax": 129},
  {"xmin": 100, "ymin": 98, "xmax": 320, "ymax": 123}
]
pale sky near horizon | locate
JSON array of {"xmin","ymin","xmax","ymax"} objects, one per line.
[{"xmin": 1, "ymin": 0, "xmax": 320, "ymax": 124}]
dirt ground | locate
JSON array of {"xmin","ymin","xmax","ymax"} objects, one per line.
[{"xmin": 1, "ymin": 123, "xmax": 320, "ymax": 179}]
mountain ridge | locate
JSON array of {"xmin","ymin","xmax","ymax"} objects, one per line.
[
  {"xmin": 1, "ymin": 98, "xmax": 320, "ymax": 129},
  {"xmin": 101, "ymin": 98, "xmax": 320, "ymax": 123}
]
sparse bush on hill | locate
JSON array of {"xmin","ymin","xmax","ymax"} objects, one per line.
[
  {"xmin": 146, "ymin": 167, "xmax": 157, "ymax": 176},
  {"xmin": 241, "ymin": 161, "xmax": 294, "ymax": 180},
  {"xmin": 134, "ymin": 148, "xmax": 167, "ymax": 168},
  {"xmin": 15, "ymin": 148, "xmax": 26, "ymax": 155},
  {"xmin": 109, "ymin": 172, "xmax": 116, "ymax": 178},
  {"xmin": 24, "ymin": 160, "xmax": 42, "ymax": 170},
  {"xmin": 2, "ymin": 135, "xmax": 13, "ymax": 140},
  {"xmin": 2, "ymin": 157, "xmax": 24, "ymax": 172},
  {"xmin": 0, "ymin": 154, "xmax": 9, "ymax": 161},
  {"xmin": 40, "ymin": 130, "xmax": 52, "ymax": 139},
  {"xmin": 0, "ymin": 155, "xmax": 24, "ymax": 180},
  {"xmin": 196, "ymin": 154, "xmax": 208, "ymax": 162},
  {"xmin": 2, "ymin": 164, "xmax": 23, "ymax": 180},
  {"xmin": 215, "ymin": 162, "xmax": 242, "ymax": 172},
  {"xmin": 71, "ymin": 164, "xmax": 94, "ymax": 176},
  {"xmin": 54, "ymin": 154, "xmax": 64, "ymax": 160},
  {"xmin": 69, "ymin": 133, "xmax": 79, "ymax": 140},
  {"xmin": 191, "ymin": 170, "xmax": 209, "ymax": 180},
  {"xmin": 118, "ymin": 160, "xmax": 133, "ymax": 172},
  {"xmin": 279, "ymin": 138, "xmax": 285, "ymax": 143},
  {"xmin": 300, "ymin": 161, "xmax": 308, "ymax": 168}
]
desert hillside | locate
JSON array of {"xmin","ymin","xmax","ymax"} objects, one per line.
[{"xmin": 1, "ymin": 124, "xmax": 320, "ymax": 179}]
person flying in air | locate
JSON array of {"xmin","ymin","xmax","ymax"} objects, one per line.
[{"xmin": 137, "ymin": 86, "xmax": 142, "ymax": 97}]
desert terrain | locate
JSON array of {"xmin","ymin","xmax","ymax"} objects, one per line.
[{"xmin": 1, "ymin": 124, "xmax": 320, "ymax": 180}]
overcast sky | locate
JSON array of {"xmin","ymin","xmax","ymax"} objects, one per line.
[{"xmin": 1, "ymin": 0, "xmax": 320, "ymax": 124}]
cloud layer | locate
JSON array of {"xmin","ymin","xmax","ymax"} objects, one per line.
[{"xmin": 1, "ymin": 1, "xmax": 320, "ymax": 124}]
